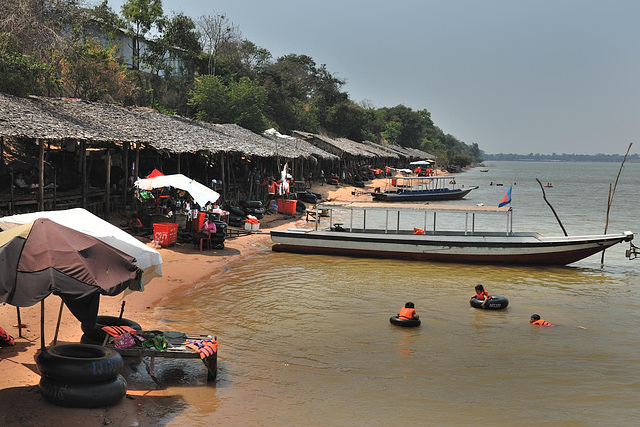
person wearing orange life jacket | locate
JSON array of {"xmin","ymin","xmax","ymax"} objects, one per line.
[
  {"xmin": 266, "ymin": 178, "xmax": 277, "ymax": 213},
  {"xmin": 470, "ymin": 284, "xmax": 492, "ymax": 308},
  {"xmin": 530, "ymin": 314, "xmax": 554, "ymax": 327},
  {"xmin": 398, "ymin": 302, "xmax": 419, "ymax": 320}
]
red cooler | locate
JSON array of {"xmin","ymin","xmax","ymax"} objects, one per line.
[
  {"xmin": 276, "ymin": 199, "xmax": 297, "ymax": 214},
  {"xmin": 153, "ymin": 223, "xmax": 178, "ymax": 247}
]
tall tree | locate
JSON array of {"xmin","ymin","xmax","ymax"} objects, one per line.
[
  {"xmin": 121, "ymin": 0, "xmax": 163, "ymax": 70},
  {"xmin": 197, "ymin": 13, "xmax": 240, "ymax": 75}
]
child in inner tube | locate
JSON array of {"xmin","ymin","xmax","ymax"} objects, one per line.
[
  {"xmin": 398, "ymin": 302, "xmax": 419, "ymax": 320},
  {"xmin": 471, "ymin": 284, "xmax": 491, "ymax": 308}
]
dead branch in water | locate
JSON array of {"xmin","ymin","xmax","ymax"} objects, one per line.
[{"xmin": 536, "ymin": 178, "xmax": 567, "ymax": 237}]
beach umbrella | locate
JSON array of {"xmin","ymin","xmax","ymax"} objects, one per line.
[
  {"xmin": 0, "ymin": 208, "xmax": 162, "ymax": 287},
  {"xmin": 0, "ymin": 219, "xmax": 142, "ymax": 345},
  {"xmin": 135, "ymin": 173, "xmax": 220, "ymax": 207}
]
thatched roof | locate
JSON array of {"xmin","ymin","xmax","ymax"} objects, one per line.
[
  {"xmin": 0, "ymin": 93, "xmax": 95, "ymax": 140},
  {"xmin": 293, "ymin": 131, "xmax": 378, "ymax": 158},
  {"xmin": 0, "ymin": 94, "xmax": 420, "ymax": 164},
  {"xmin": 334, "ymin": 137, "xmax": 398, "ymax": 159},
  {"xmin": 262, "ymin": 131, "xmax": 340, "ymax": 161},
  {"xmin": 0, "ymin": 94, "xmax": 340, "ymax": 160}
]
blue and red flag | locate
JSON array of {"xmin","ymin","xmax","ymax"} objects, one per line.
[{"xmin": 498, "ymin": 186, "xmax": 512, "ymax": 207}]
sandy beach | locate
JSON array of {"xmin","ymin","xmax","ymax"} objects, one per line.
[{"xmin": 0, "ymin": 175, "xmax": 403, "ymax": 427}]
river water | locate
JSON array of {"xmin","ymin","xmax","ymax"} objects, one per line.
[{"xmin": 143, "ymin": 161, "xmax": 640, "ymax": 426}]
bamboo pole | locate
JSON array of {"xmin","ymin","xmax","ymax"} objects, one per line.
[{"xmin": 600, "ymin": 142, "xmax": 633, "ymax": 267}]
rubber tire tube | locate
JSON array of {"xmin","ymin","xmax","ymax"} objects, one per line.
[
  {"xmin": 39, "ymin": 374, "xmax": 127, "ymax": 408},
  {"xmin": 469, "ymin": 295, "xmax": 509, "ymax": 310},
  {"xmin": 389, "ymin": 316, "xmax": 421, "ymax": 327},
  {"xmin": 36, "ymin": 344, "xmax": 123, "ymax": 383}
]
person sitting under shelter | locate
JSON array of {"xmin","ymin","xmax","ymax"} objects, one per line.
[{"xmin": 192, "ymin": 215, "xmax": 217, "ymax": 246}]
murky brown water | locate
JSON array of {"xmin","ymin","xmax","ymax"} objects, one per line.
[{"xmin": 133, "ymin": 162, "xmax": 640, "ymax": 426}]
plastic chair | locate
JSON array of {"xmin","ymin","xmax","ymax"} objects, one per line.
[{"xmin": 199, "ymin": 237, "xmax": 211, "ymax": 251}]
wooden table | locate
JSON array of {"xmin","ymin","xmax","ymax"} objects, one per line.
[{"xmin": 106, "ymin": 333, "xmax": 218, "ymax": 382}]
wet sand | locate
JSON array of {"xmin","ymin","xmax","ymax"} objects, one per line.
[{"xmin": 0, "ymin": 175, "xmax": 397, "ymax": 427}]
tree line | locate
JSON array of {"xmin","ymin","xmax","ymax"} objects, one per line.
[
  {"xmin": 0, "ymin": 0, "xmax": 484, "ymax": 168},
  {"xmin": 484, "ymin": 153, "xmax": 640, "ymax": 162}
]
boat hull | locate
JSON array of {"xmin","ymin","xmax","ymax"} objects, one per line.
[
  {"xmin": 371, "ymin": 186, "xmax": 477, "ymax": 202},
  {"xmin": 271, "ymin": 230, "xmax": 632, "ymax": 265}
]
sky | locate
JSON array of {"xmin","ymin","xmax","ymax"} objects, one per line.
[{"xmin": 102, "ymin": 0, "xmax": 640, "ymax": 155}]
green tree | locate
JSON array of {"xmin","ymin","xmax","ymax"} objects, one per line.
[
  {"xmin": 0, "ymin": 34, "xmax": 58, "ymax": 96},
  {"xmin": 121, "ymin": 0, "xmax": 163, "ymax": 70},
  {"xmin": 61, "ymin": 39, "xmax": 134, "ymax": 101},
  {"xmin": 189, "ymin": 75, "xmax": 268, "ymax": 132}
]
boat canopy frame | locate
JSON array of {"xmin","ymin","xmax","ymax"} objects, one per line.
[
  {"xmin": 382, "ymin": 175, "xmax": 459, "ymax": 192},
  {"xmin": 315, "ymin": 202, "xmax": 514, "ymax": 236}
]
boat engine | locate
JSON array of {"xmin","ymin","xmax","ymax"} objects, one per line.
[{"xmin": 625, "ymin": 242, "xmax": 640, "ymax": 260}]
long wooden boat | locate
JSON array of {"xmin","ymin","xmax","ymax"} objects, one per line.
[
  {"xmin": 371, "ymin": 176, "xmax": 478, "ymax": 202},
  {"xmin": 271, "ymin": 202, "xmax": 634, "ymax": 266}
]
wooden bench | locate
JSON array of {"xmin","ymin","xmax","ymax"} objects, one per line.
[{"xmin": 105, "ymin": 332, "xmax": 218, "ymax": 382}]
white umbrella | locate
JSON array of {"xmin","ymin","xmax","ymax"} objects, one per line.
[
  {"xmin": 135, "ymin": 174, "xmax": 220, "ymax": 207},
  {"xmin": 0, "ymin": 208, "xmax": 162, "ymax": 287},
  {"xmin": 409, "ymin": 160, "xmax": 434, "ymax": 166}
]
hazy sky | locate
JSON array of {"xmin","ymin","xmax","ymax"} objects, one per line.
[{"xmin": 103, "ymin": 0, "xmax": 640, "ymax": 155}]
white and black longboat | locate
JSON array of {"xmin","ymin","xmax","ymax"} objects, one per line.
[
  {"xmin": 371, "ymin": 176, "xmax": 478, "ymax": 202},
  {"xmin": 270, "ymin": 202, "xmax": 634, "ymax": 266}
]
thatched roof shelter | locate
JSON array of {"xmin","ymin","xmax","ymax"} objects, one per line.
[
  {"xmin": 0, "ymin": 93, "xmax": 95, "ymax": 140},
  {"xmin": 262, "ymin": 130, "xmax": 340, "ymax": 162}
]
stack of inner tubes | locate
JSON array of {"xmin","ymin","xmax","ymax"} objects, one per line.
[
  {"xmin": 210, "ymin": 220, "xmax": 226, "ymax": 248},
  {"xmin": 240, "ymin": 200, "xmax": 264, "ymax": 219},
  {"xmin": 296, "ymin": 191, "xmax": 320, "ymax": 204},
  {"xmin": 227, "ymin": 206, "xmax": 246, "ymax": 227},
  {"xmin": 37, "ymin": 343, "xmax": 127, "ymax": 408}
]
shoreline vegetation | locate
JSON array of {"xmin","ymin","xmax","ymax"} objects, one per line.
[{"xmin": 0, "ymin": 174, "xmax": 418, "ymax": 426}]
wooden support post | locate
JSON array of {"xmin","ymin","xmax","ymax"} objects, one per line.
[
  {"xmin": 53, "ymin": 300, "xmax": 64, "ymax": 346},
  {"xmin": 38, "ymin": 138, "xmax": 44, "ymax": 211},
  {"xmin": 105, "ymin": 150, "xmax": 111, "ymax": 218},
  {"xmin": 9, "ymin": 168, "xmax": 14, "ymax": 215},
  {"xmin": 177, "ymin": 152, "xmax": 181, "ymax": 174},
  {"xmin": 16, "ymin": 307, "xmax": 22, "ymax": 338},
  {"xmin": 123, "ymin": 141, "xmax": 129, "ymax": 211},
  {"xmin": 135, "ymin": 143, "xmax": 140, "ymax": 182},
  {"xmin": 40, "ymin": 300, "xmax": 45, "ymax": 350},
  {"xmin": 81, "ymin": 140, "xmax": 87, "ymax": 208}
]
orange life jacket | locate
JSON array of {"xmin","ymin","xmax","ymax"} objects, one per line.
[
  {"xmin": 474, "ymin": 290, "xmax": 490, "ymax": 300},
  {"xmin": 101, "ymin": 325, "xmax": 138, "ymax": 337},
  {"xmin": 532, "ymin": 319, "xmax": 554, "ymax": 327},
  {"xmin": 399, "ymin": 307, "xmax": 416, "ymax": 320},
  {"xmin": 0, "ymin": 325, "xmax": 15, "ymax": 346}
]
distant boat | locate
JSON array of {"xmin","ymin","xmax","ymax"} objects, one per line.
[
  {"xmin": 544, "ymin": 183, "xmax": 553, "ymax": 188},
  {"xmin": 271, "ymin": 202, "xmax": 635, "ymax": 266},
  {"xmin": 371, "ymin": 176, "xmax": 478, "ymax": 202},
  {"xmin": 480, "ymin": 169, "xmax": 489, "ymax": 172}
]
